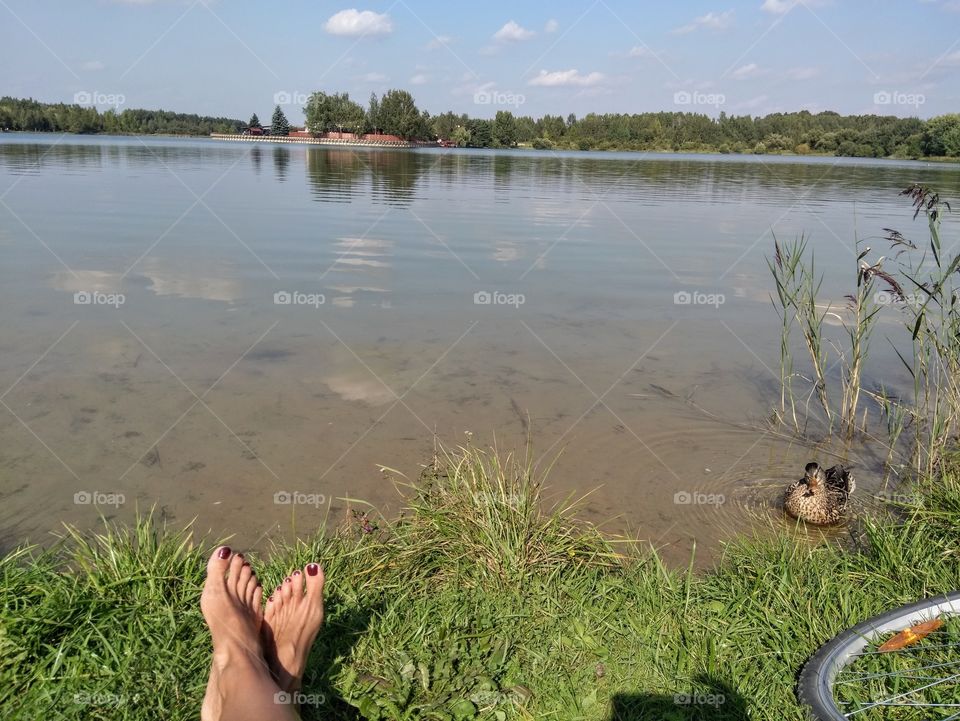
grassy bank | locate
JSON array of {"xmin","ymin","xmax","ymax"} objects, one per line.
[{"xmin": 3, "ymin": 447, "xmax": 960, "ymax": 721}]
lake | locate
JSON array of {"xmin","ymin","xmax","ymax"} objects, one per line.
[{"xmin": 1, "ymin": 134, "xmax": 958, "ymax": 564}]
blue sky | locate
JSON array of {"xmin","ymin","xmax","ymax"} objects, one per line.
[{"xmin": 2, "ymin": 0, "xmax": 958, "ymax": 122}]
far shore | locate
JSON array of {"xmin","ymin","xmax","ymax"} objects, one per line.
[{"xmin": 4, "ymin": 128, "xmax": 959, "ymax": 163}]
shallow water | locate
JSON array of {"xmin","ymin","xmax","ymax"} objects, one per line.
[{"xmin": 1, "ymin": 134, "xmax": 957, "ymax": 564}]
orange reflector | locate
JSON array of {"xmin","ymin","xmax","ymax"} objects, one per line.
[{"xmin": 878, "ymin": 618, "xmax": 944, "ymax": 652}]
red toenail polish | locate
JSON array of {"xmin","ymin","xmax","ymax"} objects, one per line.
[
  {"xmin": 307, "ymin": 563, "xmax": 319, "ymax": 576},
  {"xmin": 284, "ymin": 577, "xmax": 292, "ymax": 583},
  {"xmin": 293, "ymin": 570, "xmax": 301, "ymax": 576},
  {"xmin": 218, "ymin": 547, "xmax": 231, "ymax": 559}
]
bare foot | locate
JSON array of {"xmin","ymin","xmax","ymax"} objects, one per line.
[
  {"xmin": 261, "ymin": 562, "xmax": 325, "ymax": 694},
  {"xmin": 200, "ymin": 547, "xmax": 264, "ymax": 721}
]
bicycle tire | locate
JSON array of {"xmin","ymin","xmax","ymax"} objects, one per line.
[{"xmin": 797, "ymin": 591, "xmax": 960, "ymax": 720}]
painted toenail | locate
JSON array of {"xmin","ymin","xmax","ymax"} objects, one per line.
[
  {"xmin": 218, "ymin": 547, "xmax": 231, "ymax": 559},
  {"xmin": 307, "ymin": 563, "xmax": 319, "ymax": 576},
  {"xmin": 284, "ymin": 577, "xmax": 292, "ymax": 583},
  {"xmin": 293, "ymin": 570, "xmax": 301, "ymax": 576}
]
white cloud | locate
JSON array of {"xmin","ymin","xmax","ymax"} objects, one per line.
[
  {"xmin": 529, "ymin": 69, "xmax": 606, "ymax": 87},
  {"xmin": 358, "ymin": 72, "xmax": 389, "ymax": 82},
  {"xmin": 627, "ymin": 46, "xmax": 655, "ymax": 58},
  {"xmin": 410, "ymin": 73, "xmax": 428, "ymax": 85},
  {"xmin": 760, "ymin": 0, "xmax": 796, "ymax": 13},
  {"xmin": 731, "ymin": 62, "xmax": 763, "ymax": 79},
  {"xmin": 81, "ymin": 60, "xmax": 105, "ymax": 71},
  {"xmin": 544, "ymin": 18, "xmax": 559, "ymax": 33},
  {"xmin": 425, "ymin": 34, "xmax": 454, "ymax": 49},
  {"xmin": 761, "ymin": 0, "xmax": 827, "ymax": 12},
  {"xmin": 324, "ymin": 9, "xmax": 393, "ymax": 37},
  {"xmin": 673, "ymin": 10, "xmax": 733, "ymax": 34},
  {"xmin": 493, "ymin": 20, "xmax": 535, "ymax": 42}
]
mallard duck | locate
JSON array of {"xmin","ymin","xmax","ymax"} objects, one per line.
[{"xmin": 784, "ymin": 462, "xmax": 855, "ymax": 525}]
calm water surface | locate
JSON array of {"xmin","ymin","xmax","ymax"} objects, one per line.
[{"xmin": 1, "ymin": 134, "xmax": 958, "ymax": 564}]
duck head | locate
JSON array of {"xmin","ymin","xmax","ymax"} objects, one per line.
[{"xmin": 804, "ymin": 462, "xmax": 826, "ymax": 489}]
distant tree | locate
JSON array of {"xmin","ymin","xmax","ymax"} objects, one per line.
[
  {"xmin": 378, "ymin": 89, "xmax": 423, "ymax": 139},
  {"xmin": 515, "ymin": 115, "xmax": 537, "ymax": 143},
  {"xmin": 451, "ymin": 125, "xmax": 471, "ymax": 147},
  {"xmin": 466, "ymin": 118, "xmax": 492, "ymax": 148},
  {"xmin": 537, "ymin": 114, "xmax": 566, "ymax": 140},
  {"xmin": 492, "ymin": 110, "xmax": 517, "ymax": 147},
  {"xmin": 367, "ymin": 92, "xmax": 381, "ymax": 134},
  {"xmin": 566, "ymin": 113, "xmax": 577, "ymax": 127},
  {"xmin": 270, "ymin": 105, "xmax": 290, "ymax": 136},
  {"xmin": 763, "ymin": 133, "xmax": 793, "ymax": 152},
  {"xmin": 431, "ymin": 110, "xmax": 467, "ymax": 140},
  {"xmin": 305, "ymin": 92, "xmax": 332, "ymax": 134},
  {"xmin": 922, "ymin": 114, "xmax": 960, "ymax": 157},
  {"xmin": 330, "ymin": 92, "xmax": 366, "ymax": 135},
  {"xmin": 248, "ymin": 113, "xmax": 261, "ymax": 129}
]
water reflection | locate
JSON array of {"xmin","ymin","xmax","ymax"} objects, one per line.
[
  {"xmin": 273, "ymin": 146, "xmax": 290, "ymax": 183},
  {"xmin": 50, "ymin": 269, "xmax": 123, "ymax": 294},
  {"xmin": 305, "ymin": 148, "xmax": 424, "ymax": 206},
  {"xmin": 138, "ymin": 257, "xmax": 242, "ymax": 303}
]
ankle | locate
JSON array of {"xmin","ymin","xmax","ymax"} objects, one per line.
[{"xmin": 212, "ymin": 640, "xmax": 265, "ymax": 676}]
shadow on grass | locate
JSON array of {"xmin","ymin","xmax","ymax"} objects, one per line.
[
  {"xmin": 299, "ymin": 598, "xmax": 378, "ymax": 721},
  {"xmin": 609, "ymin": 676, "xmax": 748, "ymax": 721}
]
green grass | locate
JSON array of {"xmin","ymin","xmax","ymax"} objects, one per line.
[{"xmin": 4, "ymin": 446, "xmax": 960, "ymax": 721}]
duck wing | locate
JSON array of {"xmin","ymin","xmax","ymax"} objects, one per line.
[{"xmin": 824, "ymin": 465, "xmax": 855, "ymax": 496}]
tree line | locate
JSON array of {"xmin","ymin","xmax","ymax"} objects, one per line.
[
  {"xmin": 0, "ymin": 97, "xmax": 244, "ymax": 136},
  {"xmin": 4, "ymin": 93, "xmax": 959, "ymax": 159},
  {"xmin": 429, "ymin": 108, "xmax": 960, "ymax": 158}
]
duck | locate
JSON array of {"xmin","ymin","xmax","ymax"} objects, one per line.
[{"xmin": 784, "ymin": 462, "xmax": 855, "ymax": 525}]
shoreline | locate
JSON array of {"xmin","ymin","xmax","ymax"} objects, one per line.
[
  {"xmin": 207, "ymin": 132, "xmax": 438, "ymax": 148},
  {"xmin": 3, "ymin": 445, "xmax": 958, "ymax": 720},
  {"xmin": 3, "ymin": 129, "xmax": 958, "ymax": 163}
]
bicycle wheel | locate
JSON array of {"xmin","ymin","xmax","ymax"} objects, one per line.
[{"xmin": 798, "ymin": 591, "xmax": 960, "ymax": 720}]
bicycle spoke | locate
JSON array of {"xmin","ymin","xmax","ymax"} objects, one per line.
[
  {"xmin": 845, "ymin": 672, "xmax": 960, "ymax": 716},
  {"xmin": 839, "ymin": 658, "xmax": 960, "ymax": 683}
]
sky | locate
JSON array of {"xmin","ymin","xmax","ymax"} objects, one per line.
[{"xmin": 2, "ymin": 0, "xmax": 959, "ymax": 123}]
